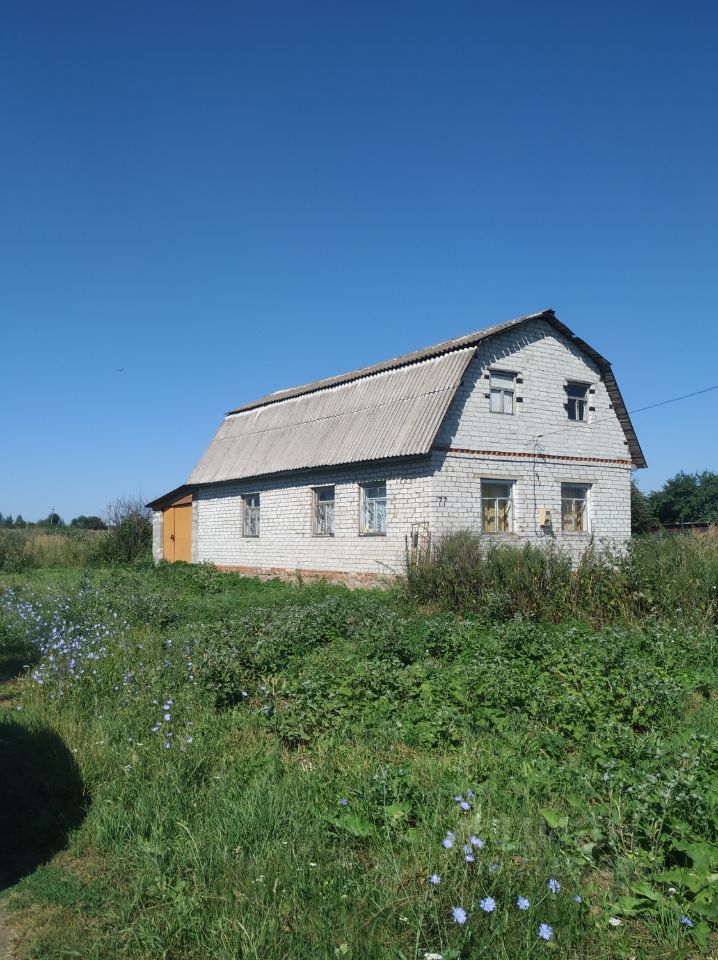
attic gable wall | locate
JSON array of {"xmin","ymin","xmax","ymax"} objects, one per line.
[{"xmin": 435, "ymin": 319, "xmax": 631, "ymax": 463}]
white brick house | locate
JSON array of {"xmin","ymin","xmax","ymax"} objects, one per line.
[{"xmin": 148, "ymin": 310, "xmax": 645, "ymax": 582}]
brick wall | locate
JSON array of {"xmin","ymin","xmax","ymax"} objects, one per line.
[
  {"xmin": 193, "ymin": 459, "xmax": 433, "ymax": 576},
  {"xmin": 152, "ymin": 512, "xmax": 163, "ymax": 562},
  {"xmin": 436, "ymin": 318, "xmax": 630, "ymax": 461},
  {"xmin": 430, "ymin": 450, "xmax": 631, "ymax": 558}
]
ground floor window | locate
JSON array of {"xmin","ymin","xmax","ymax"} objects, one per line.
[
  {"xmin": 313, "ymin": 486, "xmax": 335, "ymax": 535},
  {"xmin": 481, "ymin": 480, "xmax": 513, "ymax": 532},
  {"xmin": 561, "ymin": 483, "xmax": 589, "ymax": 532},
  {"xmin": 361, "ymin": 482, "xmax": 387, "ymax": 534},
  {"xmin": 243, "ymin": 493, "xmax": 260, "ymax": 537}
]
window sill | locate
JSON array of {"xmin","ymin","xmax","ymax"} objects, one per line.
[
  {"xmin": 312, "ymin": 532, "xmax": 335, "ymax": 538},
  {"xmin": 242, "ymin": 535, "xmax": 260, "ymax": 539},
  {"xmin": 560, "ymin": 531, "xmax": 591, "ymax": 537},
  {"xmin": 359, "ymin": 531, "xmax": 387, "ymax": 537}
]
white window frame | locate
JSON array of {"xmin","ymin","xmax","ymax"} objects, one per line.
[
  {"xmin": 561, "ymin": 483, "xmax": 590, "ymax": 533},
  {"xmin": 360, "ymin": 482, "xmax": 387, "ymax": 535},
  {"xmin": 566, "ymin": 381, "xmax": 590, "ymax": 422},
  {"xmin": 313, "ymin": 486, "xmax": 335, "ymax": 536},
  {"xmin": 489, "ymin": 370, "xmax": 516, "ymax": 415},
  {"xmin": 481, "ymin": 479, "xmax": 514, "ymax": 533},
  {"xmin": 242, "ymin": 493, "xmax": 260, "ymax": 537}
]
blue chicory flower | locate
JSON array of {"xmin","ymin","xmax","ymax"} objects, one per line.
[
  {"xmin": 538, "ymin": 923, "xmax": 553, "ymax": 941},
  {"xmin": 517, "ymin": 896, "xmax": 530, "ymax": 910},
  {"xmin": 548, "ymin": 878, "xmax": 561, "ymax": 893},
  {"xmin": 452, "ymin": 906, "xmax": 467, "ymax": 925},
  {"xmin": 480, "ymin": 897, "xmax": 496, "ymax": 913}
]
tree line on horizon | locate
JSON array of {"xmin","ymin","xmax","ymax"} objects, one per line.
[
  {"xmin": 0, "ymin": 512, "xmax": 107, "ymax": 530},
  {"xmin": 0, "ymin": 496, "xmax": 151, "ymax": 533}
]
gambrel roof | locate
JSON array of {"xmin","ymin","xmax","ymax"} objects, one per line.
[{"xmin": 187, "ymin": 309, "xmax": 645, "ymax": 486}]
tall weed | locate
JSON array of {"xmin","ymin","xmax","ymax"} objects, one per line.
[{"xmin": 406, "ymin": 530, "xmax": 718, "ymax": 625}]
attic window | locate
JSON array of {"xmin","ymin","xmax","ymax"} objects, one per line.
[
  {"xmin": 243, "ymin": 493, "xmax": 260, "ymax": 537},
  {"xmin": 566, "ymin": 382, "xmax": 590, "ymax": 422},
  {"xmin": 489, "ymin": 371, "xmax": 515, "ymax": 415}
]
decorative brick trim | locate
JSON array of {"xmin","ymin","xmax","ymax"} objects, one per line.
[
  {"xmin": 434, "ymin": 446, "xmax": 632, "ymax": 467},
  {"xmin": 215, "ymin": 565, "xmax": 393, "ymax": 588}
]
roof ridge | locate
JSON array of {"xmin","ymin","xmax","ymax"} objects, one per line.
[{"xmin": 227, "ymin": 308, "xmax": 554, "ymax": 415}]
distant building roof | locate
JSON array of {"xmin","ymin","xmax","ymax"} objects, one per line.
[{"xmin": 184, "ymin": 308, "xmax": 645, "ymax": 488}]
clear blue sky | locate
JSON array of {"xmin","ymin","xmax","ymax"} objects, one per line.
[{"xmin": 2, "ymin": 1, "xmax": 717, "ymax": 521}]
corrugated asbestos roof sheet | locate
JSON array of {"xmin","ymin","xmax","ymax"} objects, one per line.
[
  {"xmin": 188, "ymin": 348, "xmax": 476, "ymax": 484},
  {"xmin": 183, "ymin": 308, "xmax": 645, "ymax": 489}
]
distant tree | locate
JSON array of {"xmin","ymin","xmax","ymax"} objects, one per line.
[
  {"xmin": 14, "ymin": 515, "xmax": 27, "ymax": 528},
  {"xmin": 70, "ymin": 515, "xmax": 108, "ymax": 530},
  {"xmin": 2, "ymin": 514, "xmax": 13, "ymax": 527},
  {"xmin": 650, "ymin": 471, "xmax": 718, "ymax": 525},
  {"xmin": 631, "ymin": 482, "xmax": 660, "ymax": 533},
  {"xmin": 39, "ymin": 512, "xmax": 65, "ymax": 528}
]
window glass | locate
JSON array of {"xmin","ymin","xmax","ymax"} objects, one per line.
[
  {"xmin": 561, "ymin": 484, "xmax": 589, "ymax": 532},
  {"xmin": 314, "ymin": 487, "xmax": 335, "ymax": 535},
  {"xmin": 489, "ymin": 371, "xmax": 515, "ymax": 415},
  {"xmin": 243, "ymin": 493, "xmax": 260, "ymax": 537},
  {"xmin": 481, "ymin": 480, "xmax": 513, "ymax": 532},
  {"xmin": 362, "ymin": 482, "xmax": 387, "ymax": 534},
  {"xmin": 566, "ymin": 382, "xmax": 589, "ymax": 421}
]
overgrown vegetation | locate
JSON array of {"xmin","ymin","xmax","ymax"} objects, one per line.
[
  {"xmin": 406, "ymin": 530, "xmax": 718, "ymax": 626},
  {"xmin": 0, "ymin": 496, "xmax": 151, "ymax": 572},
  {"xmin": 1, "ymin": 541, "xmax": 717, "ymax": 958}
]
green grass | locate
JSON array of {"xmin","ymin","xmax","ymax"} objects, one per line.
[{"xmin": 1, "ymin": 557, "xmax": 717, "ymax": 959}]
